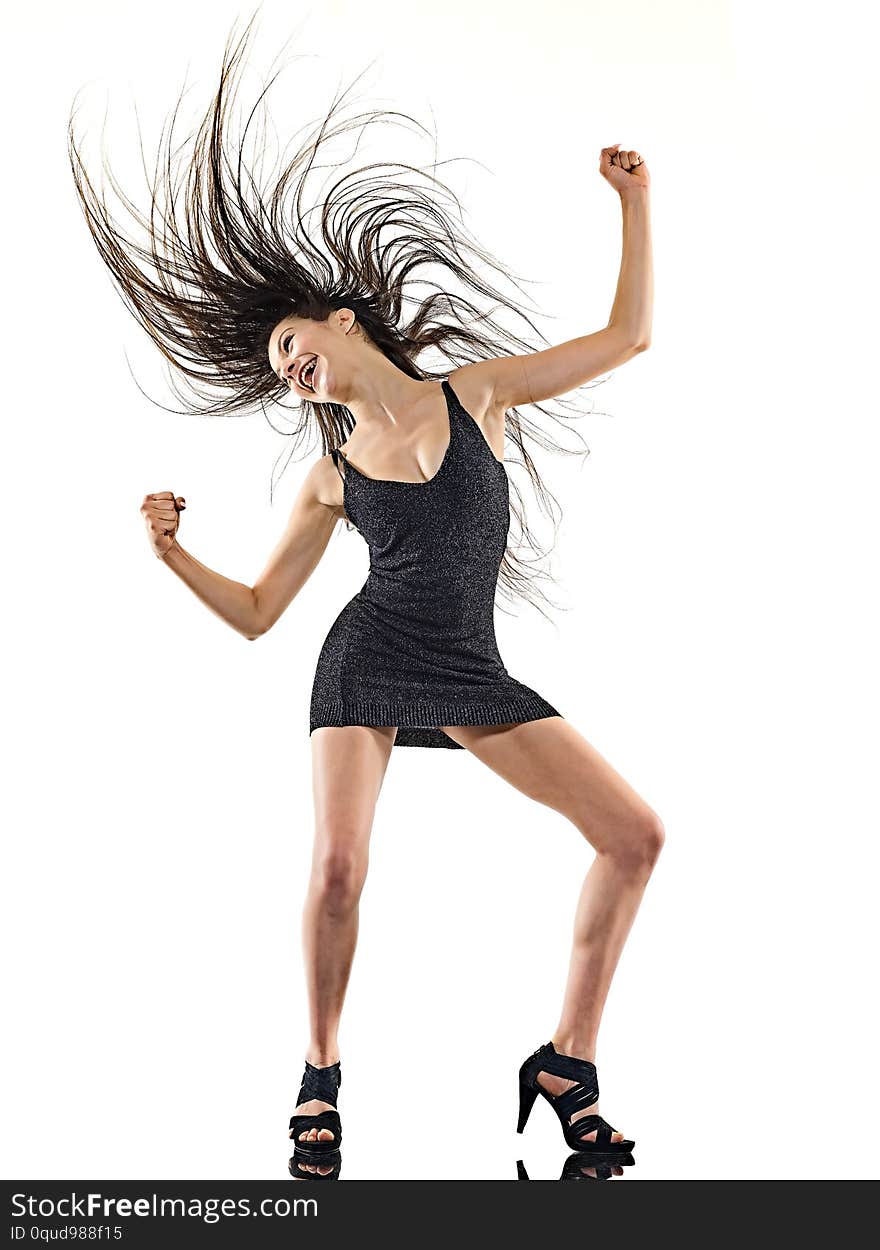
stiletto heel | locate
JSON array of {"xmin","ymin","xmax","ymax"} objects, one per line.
[
  {"xmin": 516, "ymin": 1041, "xmax": 635, "ymax": 1155},
  {"xmin": 288, "ymin": 1058, "xmax": 342, "ymax": 1155},
  {"xmin": 517, "ymin": 1080, "xmax": 539, "ymax": 1133}
]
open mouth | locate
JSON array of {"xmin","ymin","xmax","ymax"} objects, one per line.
[{"xmin": 297, "ymin": 356, "xmax": 318, "ymax": 392}]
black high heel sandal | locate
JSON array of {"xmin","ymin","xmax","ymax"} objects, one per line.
[
  {"xmin": 288, "ymin": 1059, "xmax": 342, "ymax": 1155},
  {"xmin": 517, "ymin": 1041, "xmax": 635, "ymax": 1154}
]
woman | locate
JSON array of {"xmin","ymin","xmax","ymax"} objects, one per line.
[{"xmin": 69, "ymin": 19, "xmax": 660, "ymax": 1162}]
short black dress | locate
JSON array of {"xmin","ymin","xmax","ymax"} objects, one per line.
[{"xmin": 309, "ymin": 378, "xmax": 562, "ymax": 749}]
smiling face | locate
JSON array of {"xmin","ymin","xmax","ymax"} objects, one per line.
[{"xmin": 267, "ymin": 307, "xmax": 363, "ymax": 403}]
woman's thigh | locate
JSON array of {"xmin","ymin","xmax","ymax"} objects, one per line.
[
  {"xmin": 439, "ymin": 717, "xmax": 661, "ymax": 854},
  {"xmin": 310, "ymin": 725, "xmax": 397, "ymax": 861}
]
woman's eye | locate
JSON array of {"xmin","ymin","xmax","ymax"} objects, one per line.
[{"xmin": 277, "ymin": 332, "xmax": 295, "ymax": 383}]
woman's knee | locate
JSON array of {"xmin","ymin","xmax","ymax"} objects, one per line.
[
  {"xmin": 608, "ymin": 809, "xmax": 666, "ymax": 872},
  {"xmin": 311, "ymin": 836, "xmax": 369, "ymax": 908}
]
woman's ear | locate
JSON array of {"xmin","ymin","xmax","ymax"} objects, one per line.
[{"xmin": 334, "ymin": 307, "xmax": 357, "ymax": 336}]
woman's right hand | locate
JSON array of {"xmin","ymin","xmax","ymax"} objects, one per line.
[{"xmin": 141, "ymin": 490, "xmax": 187, "ymax": 559}]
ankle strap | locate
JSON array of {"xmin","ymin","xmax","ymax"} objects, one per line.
[
  {"xmin": 538, "ymin": 1041, "xmax": 596, "ymax": 1077},
  {"xmin": 526, "ymin": 1042, "xmax": 600, "ymax": 1102},
  {"xmin": 297, "ymin": 1059, "xmax": 342, "ymax": 1107}
]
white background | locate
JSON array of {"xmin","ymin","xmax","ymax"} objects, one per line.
[{"xmin": 3, "ymin": 0, "xmax": 878, "ymax": 1180}]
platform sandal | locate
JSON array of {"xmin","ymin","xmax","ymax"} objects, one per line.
[
  {"xmin": 517, "ymin": 1041, "xmax": 635, "ymax": 1154},
  {"xmin": 288, "ymin": 1058, "xmax": 342, "ymax": 1154}
]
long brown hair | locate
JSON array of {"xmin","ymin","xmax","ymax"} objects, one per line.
[{"xmin": 67, "ymin": 11, "xmax": 611, "ymax": 618}]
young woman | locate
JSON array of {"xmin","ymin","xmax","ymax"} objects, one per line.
[{"xmin": 69, "ymin": 19, "xmax": 659, "ymax": 1163}]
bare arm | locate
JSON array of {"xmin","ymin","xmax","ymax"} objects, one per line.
[
  {"xmin": 160, "ymin": 542, "xmax": 263, "ymax": 638},
  {"xmin": 250, "ymin": 457, "xmax": 344, "ymax": 636},
  {"xmin": 454, "ymin": 187, "xmax": 653, "ymax": 420},
  {"xmin": 155, "ymin": 457, "xmax": 344, "ymax": 640}
]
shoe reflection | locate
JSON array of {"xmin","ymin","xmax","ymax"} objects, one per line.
[
  {"xmin": 288, "ymin": 1147, "xmax": 342, "ymax": 1180},
  {"xmin": 517, "ymin": 1152, "xmax": 635, "ymax": 1181}
]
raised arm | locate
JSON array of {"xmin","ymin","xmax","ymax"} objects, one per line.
[
  {"xmin": 146, "ymin": 456, "xmax": 345, "ymax": 640},
  {"xmin": 456, "ymin": 148, "xmax": 653, "ymax": 419}
]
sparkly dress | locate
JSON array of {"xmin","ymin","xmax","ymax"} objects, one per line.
[{"xmin": 309, "ymin": 378, "xmax": 562, "ymax": 749}]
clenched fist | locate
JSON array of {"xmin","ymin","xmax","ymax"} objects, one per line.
[
  {"xmin": 141, "ymin": 491, "xmax": 186, "ymax": 559},
  {"xmin": 599, "ymin": 143, "xmax": 649, "ymax": 198}
]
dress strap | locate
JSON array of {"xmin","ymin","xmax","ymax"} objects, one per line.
[{"xmin": 330, "ymin": 447, "xmax": 347, "ymax": 482}]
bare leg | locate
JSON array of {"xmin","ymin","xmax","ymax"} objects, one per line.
[
  {"xmin": 292, "ymin": 723, "xmax": 396, "ymax": 1146},
  {"xmin": 442, "ymin": 716, "xmax": 664, "ymax": 1145}
]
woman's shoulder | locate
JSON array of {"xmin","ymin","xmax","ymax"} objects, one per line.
[
  {"xmin": 297, "ymin": 450, "xmax": 347, "ymax": 518},
  {"xmin": 446, "ymin": 362, "xmax": 501, "ymax": 424}
]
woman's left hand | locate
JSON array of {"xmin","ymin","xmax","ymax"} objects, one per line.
[{"xmin": 599, "ymin": 144, "xmax": 650, "ymax": 197}]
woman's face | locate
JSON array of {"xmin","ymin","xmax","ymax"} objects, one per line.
[{"xmin": 267, "ymin": 308, "xmax": 357, "ymax": 402}]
